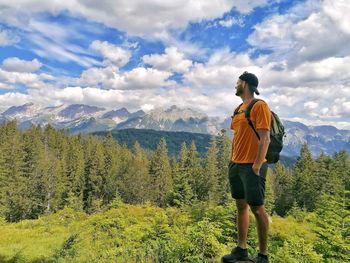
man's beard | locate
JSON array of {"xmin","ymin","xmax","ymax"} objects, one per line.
[{"xmin": 235, "ymin": 86, "xmax": 243, "ymax": 96}]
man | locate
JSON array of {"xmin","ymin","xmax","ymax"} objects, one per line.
[{"xmin": 221, "ymin": 72, "xmax": 271, "ymax": 263}]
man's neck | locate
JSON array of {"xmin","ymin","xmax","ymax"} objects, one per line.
[{"xmin": 241, "ymin": 94, "xmax": 255, "ymax": 104}]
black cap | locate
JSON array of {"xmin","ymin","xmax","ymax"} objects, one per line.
[{"xmin": 239, "ymin": 71, "xmax": 260, "ymax": 95}]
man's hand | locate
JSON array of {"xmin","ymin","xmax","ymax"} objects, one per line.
[
  {"xmin": 253, "ymin": 128, "xmax": 270, "ymax": 176},
  {"xmin": 252, "ymin": 163, "xmax": 261, "ymax": 175}
]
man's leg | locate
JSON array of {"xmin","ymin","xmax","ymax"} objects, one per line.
[
  {"xmin": 236, "ymin": 198, "xmax": 249, "ymax": 249},
  {"xmin": 250, "ymin": 204, "xmax": 269, "ymax": 255},
  {"xmin": 223, "ymin": 163, "xmax": 250, "ymax": 262}
]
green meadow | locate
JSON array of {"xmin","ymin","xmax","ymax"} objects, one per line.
[{"xmin": 0, "ymin": 201, "xmax": 336, "ymax": 263}]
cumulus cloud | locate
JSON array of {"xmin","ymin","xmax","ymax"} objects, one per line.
[
  {"xmin": 0, "ymin": 66, "xmax": 54, "ymax": 89},
  {"xmin": 0, "ymin": 85, "xmax": 210, "ymax": 115},
  {"xmin": 77, "ymin": 66, "xmax": 174, "ymax": 90},
  {"xmin": 90, "ymin": 40, "xmax": 131, "ymax": 68},
  {"xmin": 180, "ymin": 45, "xmax": 350, "ymax": 126},
  {"xmin": 184, "ymin": 49, "xmax": 262, "ymax": 89},
  {"xmin": 143, "ymin": 47, "xmax": 192, "ymax": 73},
  {"xmin": 248, "ymin": 0, "xmax": 350, "ymax": 67},
  {"xmin": 2, "ymin": 57, "xmax": 42, "ymax": 73},
  {"xmin": 0, "ymin": 92, "xmax": 29, "ymax": 112}
]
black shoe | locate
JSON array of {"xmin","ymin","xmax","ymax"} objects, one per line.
[
  {"xmin": 221, "ymin": 246, "xmax": 249, "ymax": 263},
  {"xmin": 255, "ymin": 253, "xmax": 269, "ymax": 263}
]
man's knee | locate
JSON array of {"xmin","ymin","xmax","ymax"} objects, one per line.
[
  {"xmin": 236, "ymin": 199, "xmax": 249, "ymax": 212},
  {"xmin": 250, "ymin": 204, "xmax": 265, "ymax": 216}
]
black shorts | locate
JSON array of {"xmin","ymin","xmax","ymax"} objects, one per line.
[{"xmin": 228, "ymin": 161, "xmax": 268, "ymax": 206}]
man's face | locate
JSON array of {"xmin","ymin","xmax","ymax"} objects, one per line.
[{"xmin": 235, "ymin": 79, "xmax": 245, "ymax": 96}]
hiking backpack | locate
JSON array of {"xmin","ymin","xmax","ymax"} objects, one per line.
[{"xmin": 233, "ymin": 99, "xmax": 285, "ymax": 164}]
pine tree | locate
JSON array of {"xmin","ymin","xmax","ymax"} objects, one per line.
[
  {"xmin": 65, "ymin": 135, "xmax": 85, "ymax": 211},
  {"xmin": 1, "ymin": 121, "xmax": 27, "ymax": 222},
  {"xmin": 167, "ymin": 142, "xmax": 194, "ymax": 207},
  {"xmin": 292, "ymin": 143, "xmax": 317, "ymax": 211},
  {"xmin": 22, "ymin": 125, "xmax": 47, "ymax": 218},
  {"xmin": 271, "ymin": 162, "xmax": 294, "ymax": 216},
  {"xmin": 42, "ymin": 126, "xmax": 67, "ymax": 214},
  {"xmin": 121, "ymin": 141, "xmax": 151, "ymax": 204},
  {"xmin": 149, "ymin": 138, "xmax": 173, "ymax": 207},
  {"xmin": 315, "ymin": 152, "xmax": 334, "ymax": 195},
  {"xmin": 204, "ymin": 139, "xmax": 220, "ymax": 205},
  {"xmin": 215, "ymin": 129, "xmax": 231, "ymax": 205},
  {"xmin": 331, "ymin": 151, "xmax": 350, "ymax": 196},
  {"xmin": 102, "ymin": 132, "xmax": 121, "ymax": 205},
  {"xmin": 264, "ymin": 169, "xmax": 275, "ymax": 216},
  {"xmin": 82, "ymin": 137, "xmax": 106, "ymax": 213},
  {"xmin": 187, "ymin": 141, "xmax": 206, "ymax": 201},
  {"xmin": 313, "ymin": 193, "xmax": 350, "ymax": 261}
]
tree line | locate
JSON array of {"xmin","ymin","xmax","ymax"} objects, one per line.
[
  {"xmin": 0, "ymin": 121, "xmax": 232, "ymax": 221},
  {"xmin": 0, "ymin": 120, "xmax": 349, "ymax": 261}
]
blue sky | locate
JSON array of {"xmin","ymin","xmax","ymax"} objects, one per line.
[{"xmin": 0, "ymin": 0, "xmax": 349, "ymax": 129}]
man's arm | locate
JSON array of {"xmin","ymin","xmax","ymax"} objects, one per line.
[
  {"xmin": 252, "ymin": 129, "xmax": 270, "ymax": 175},
  {"xmin": 230, "ymin": 141, "xmax": 234, "ymax": 162}
]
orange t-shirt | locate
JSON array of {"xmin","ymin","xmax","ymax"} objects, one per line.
[{"xmin": 230, "ymin": 100, "xmax": 271, "ymax": 164}]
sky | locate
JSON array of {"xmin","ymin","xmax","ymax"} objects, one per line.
[{"xmin": 0, "ymin": 0, "xmax": 349, "ymax": 129}]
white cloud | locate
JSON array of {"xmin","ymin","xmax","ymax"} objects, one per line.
[
  {"xmin": 27, "ymin": 29, "xmax": 100, "ymax": 68},
  {"xmin": 119, "ymin": 67, "xmax": 174, "ymax": 89},
  {"xmin": 0, "ymin": 92, "xmax": 29, "ymax": 112},
  {"xmin": 0, "ymin": 82, "xmax": 14, "ymax": 90},
  {"xmin": 0, "ymin": 29, "xmax": 20, "ymax": 46},
  {"xmin": 2, "ymin": 57, "xmax": 42, "ymax": 73},
  {"xmin": 0, "ymin": 0, "xmax": 270, "ymax": 39},
  {"xmin": 28, "ymin": 19, "xmax": 70, "ymax": 43},
  {"xmin": 184, "ymin": 49, "xmax": 262, "ymax": 89},
  {"xmin": 304, "ymin": 101, "xmax": 319, "ymax": 116},
  {"xmin": 181, "ymin": 46, "xmax": 350, "ymax": 127},
  {"xmin": 77, "ymin": 66, "xmax": 174, "ymax": 90},
  {"xmin": 90, "ymin": 40, "xmax": 131, "ymax": 68},
  {"xmin": 0, "ymin": 67, "xmax": 54, "ymax": 89},
  {"xmin": 231, "ymin": 0, "xmax": 269, "ymax": 14},
  {"xmin": 1, "ymin": 17, "xmax": 101, "ymax": 68},
  {"xmin": 248, "ymin": 0, "xmax": 350, "ymax": 66},
  {"xmin": 143, "ymin": 47, "xmax": 192, "ymax": 73},
  {"xmin": 323, "ymin": 0, "xmax": 350, "ymax": 34},
  {"xmin": 218, "ymin": 17, "xmax": 245, "ymax": 27},
  {"xmin": 0, "ymin": 0, "xmax": 349, "ymax": 129}
]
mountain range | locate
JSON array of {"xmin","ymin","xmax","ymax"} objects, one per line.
[{"xmin": 1, "ymin": 102, "xmax": 349, "ymax": 157}]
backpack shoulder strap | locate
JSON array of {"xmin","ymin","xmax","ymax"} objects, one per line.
[
  {"xmin": 244, "ymin": 99, "xmax": 263, "ymax": 140},
  {"xmin": 245, "ymin": 99, "xmax": 263, "ymax": 119},
  {"xmin": 231, "ymin": 103, "xmax": 243, "ymax": 118}
]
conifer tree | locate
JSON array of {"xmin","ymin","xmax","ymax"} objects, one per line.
[
  {"xmin": 215, "ymin": 129, "xmax": 231, "ymax": 205},
  {"xmin": 149, "ymin": 138, "xmax": 173, "ymax": 207},
  {"xmin": 65, "ymin": 135, "xmax": 85, "ymax": 211},
  {"xmin": 102, "ymin": 132, "xmax": 121, "ymax": 204},
  {"xmin": 313, "ymin": 193, "xmax": 350, "ymax": 261},
  {"xmin": 204, "ymin": 139, "xmax": 220, "ymax": 205},
  {"xmin": 292, "ymin": 143, "xmax": 317, "ymax": 210},
  {"xmin": 22, "ymin": 125, "xmax": 47, "ymax": 218},
  {"xmin": 271, "ymin": 162, "xmax": 294, "ymax": 216},
  {"xmin": 167, "ymin": 142, "xmax": 194, "ymax": 207},
  {"xmin": 1, "ymin": 121, "xmax": 27, "ymax": 221},
  {"xmin": 187, "ymin": 141, "xmax": 205, "ymax": 201},
  {"xmin": 121, "ymin": 141, "xmax": 151, "ymax": 204}
]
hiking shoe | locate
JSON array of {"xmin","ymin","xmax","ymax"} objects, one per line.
[
  {"xmin": 255, "ymin": 253, "xmax": 269, "ymax": 263},
  {"xmin": 221, "ymin": 246, "xmax": 249, "ymax": 263}
]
